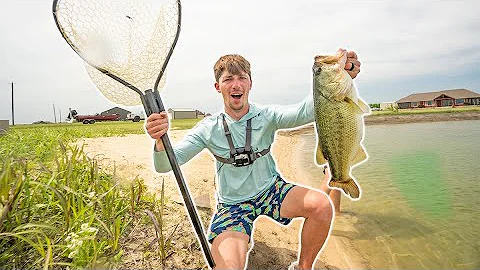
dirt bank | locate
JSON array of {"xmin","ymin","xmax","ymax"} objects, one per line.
[{"xmin": 364, "ymin": 111, "xmax": 480, "ymax": 125}]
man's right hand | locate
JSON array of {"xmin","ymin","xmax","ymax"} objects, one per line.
[{"xmin": 145, "ymin": 111, "xmax": 169, "ymax": 151}]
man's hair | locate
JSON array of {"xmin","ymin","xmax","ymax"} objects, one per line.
[{"xmin": 214, "ymin": 54, "xmax": 251, "ymax": 82}]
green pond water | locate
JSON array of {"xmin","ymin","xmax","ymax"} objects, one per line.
[{"xmin": 299, "ymin": 120, "xmax": 480, "ymax": 269}]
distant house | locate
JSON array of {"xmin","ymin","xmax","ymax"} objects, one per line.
[
  {"xmin": 396, "ymin": 89, "xmax": 480, "ymax": 109},
  {"xmin": 168, "ymin": 108, "xmax": 197, "ymax": 119},
  {"xmin": 101, "ymin": 107, "xmax": 131, "ymax": 120},
  {"xmin": 380, "ymin": 101, "xmax": 398, "ymax": 110}
]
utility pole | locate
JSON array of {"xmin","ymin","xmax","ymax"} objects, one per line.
[
  {"xmin": 53, "ymin": 103, "xmax": 57, "ymax": 123},
  {"xmin": 10, "ymin": 82, "xmax": 14, "ymax": 126}
]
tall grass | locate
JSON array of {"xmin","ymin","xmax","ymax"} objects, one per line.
[
  {"xmin": 1, "ymin": 142, "xmax": 150, "ymax": 268},
  {"xmin": 0, "ymin": 119, "xmax": 193, "ymax": 268}
]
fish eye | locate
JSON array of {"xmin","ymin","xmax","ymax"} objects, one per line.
[{"xmin": 312, "ymin": 65, "xmax": 321, "ymax": 74}]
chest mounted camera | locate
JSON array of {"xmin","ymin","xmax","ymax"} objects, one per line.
[{"xmin": 212, "ymin": 114, "xmax": 270, "ymax": 167}]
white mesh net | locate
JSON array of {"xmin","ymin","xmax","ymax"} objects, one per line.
[{"xmin": 54, "ymin": 0, "xmax": 180, "ymax": 105}]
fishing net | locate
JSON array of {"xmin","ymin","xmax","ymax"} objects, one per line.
[
  {"xmin": 53, "ymin": 2, "xmax": 215, "ymax": 266},
  {"xmin": 53, "ymin": 0, "xmax": 180, "ymax": 105}
]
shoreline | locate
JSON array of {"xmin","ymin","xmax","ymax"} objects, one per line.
[
  {"xmin": 364, "ymin": 111, "xmax": 480, "ymax": 125},
  {"xmin": 77, "ymin": 114, "xmax": 478, "ymax": 269},
  {"xmin": 278, "ymin": 111, "xmax": 480, "ymax": 135},
  {"xmin": 80, "ymin": 131, "xmax": 364, "ymax": 269},
  {"xmin": 276, "ymin": 130, "xmax": 371, "ymax": 269}
]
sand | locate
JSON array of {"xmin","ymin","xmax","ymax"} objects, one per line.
[{"xmin": 79, "ymin": 127, "xmax": 370, "ymax": 269}]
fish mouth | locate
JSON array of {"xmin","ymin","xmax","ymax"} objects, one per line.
[
  {"xmin": 314, "ymin": 55, "xmax": 339, "ymax": 65},
  {"xmin": 231, "ymin": 93, "xmax": 243, "ymax": 100}
]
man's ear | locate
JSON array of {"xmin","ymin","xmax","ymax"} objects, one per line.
[{"xmin": 214, "ymin": 82, "xmax": 220, "ymax": 93}]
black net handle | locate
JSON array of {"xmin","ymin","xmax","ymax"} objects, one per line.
[{"xmin": 145, "ymin": 90, "xmax": 214, "ymax": 267}]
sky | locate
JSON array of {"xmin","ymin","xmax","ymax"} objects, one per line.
[{"xmin": 1, "ymin": 0, "xmax": 479, "ymax": 124}]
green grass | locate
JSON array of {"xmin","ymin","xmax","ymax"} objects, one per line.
[
  {"xmin": 370, "ymin": 105, "xmax": 480, "ymax": 116},
  {"xmin": 1, "ymin": 119, "xmax": 202, "ymax": 162},
  {"xmin": 11, "ymin": 121, "xmax": 146, "ymax": 137},
  {"xmin": 0, "ymin": 143, "xmax": 165, "ymax": 268},
  {"xmin": 169, "ymin": 118, "xmax": 203, "ymax": 130},
  {"xmin": 12, "ymin": 118, "xmax": 202, "ymax": 136},
  {"xmin": 0, "ymin": 118, "xmax": 196, "ymax": 268}
]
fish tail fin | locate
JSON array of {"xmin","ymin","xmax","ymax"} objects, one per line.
[{"xmin": 329, "ymin": 179, "xmax": 361, "ymax": 200}]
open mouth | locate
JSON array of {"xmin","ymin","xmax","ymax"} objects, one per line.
[{"xmin": 231, "ymin": 93, "xmax": 243, "ymax": 100}]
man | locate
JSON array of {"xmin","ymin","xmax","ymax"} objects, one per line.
[{"xmin": 145, "ymin": 49, "xmax": 361, "ymax": 269}]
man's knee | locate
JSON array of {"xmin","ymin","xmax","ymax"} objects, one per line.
[
  {"xmin": 211, "ymin": 231, "xmax": 249, "ymax": 269},
  {"xmin": 306, "ymin": 192, "xmax": 333, "ymax": 222}
]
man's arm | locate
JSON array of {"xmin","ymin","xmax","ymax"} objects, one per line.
[
  {"xmin": 145, "ymin": 112, "xmax": 205, "ymax": 173},
  {"xmin": 272, "ymin": 49, "xmax": 361, "ymax": 129},
  {"xmin": 271, "ymin": 96, "xmax": 315, "ymax": 130}
]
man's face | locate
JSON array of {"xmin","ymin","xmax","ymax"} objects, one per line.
[{"xmin": 215, "ymin": 70, "xmax": 252, "ymax": 114}]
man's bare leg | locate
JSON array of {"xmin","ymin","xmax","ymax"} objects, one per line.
[
  {"xmin": 280, "ymin": 186, "xmax": 334, "ymax": 269},
  {"xmin": 211, "ymin": 231, "xmax": 249, "ymax": 269},
  {"xmin": 320, "ymin": 166, "xmax": 342, "ymax": 215},
  {"xmin": 329, "ymin": 190, "xmax": 341, "ymax": 215}
]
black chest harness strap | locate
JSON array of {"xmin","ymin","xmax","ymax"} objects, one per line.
[{"xmin": 213, "ymin": 114, "xmax": 271, "ymax": 167}]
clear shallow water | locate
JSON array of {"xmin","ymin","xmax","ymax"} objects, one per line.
[{"xmin": 299, "ymin": 120, "xmax": 480, "ymax": 269}]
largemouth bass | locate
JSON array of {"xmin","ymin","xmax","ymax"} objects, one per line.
[{"xmin": 313, "ymin": 52, "xmax": 370, "ymax": 200}]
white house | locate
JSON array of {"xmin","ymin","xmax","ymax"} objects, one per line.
[{"xmin": 380, "ymin": 101, "xmax": 398, "ymax": 110}]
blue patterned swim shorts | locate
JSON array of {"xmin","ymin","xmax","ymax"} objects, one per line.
[{"xmin": 208, "ymin": 176, "xmax": 295, "ymax": 243}]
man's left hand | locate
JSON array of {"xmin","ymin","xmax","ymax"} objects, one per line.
[
  {"xmin": 337, "ymin": 48, "xmax": 361, "ymax": 79},
  {"xmin": 345, "ymin": 50, "xmax": 360, "ymax": 79}
]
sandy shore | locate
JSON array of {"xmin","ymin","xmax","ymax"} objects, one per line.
[
  {"xmin": 78, "ymin": 113, "xmax": 478, "ymax": 269},
  {"xmin": 80, "ymin": 128, "xmax": 371, "ymax": 269}
]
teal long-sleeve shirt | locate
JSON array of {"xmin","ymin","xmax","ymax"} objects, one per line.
[{"xmin": 153, "ymin": 96, "xmax": 314, "ymax": 204}]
